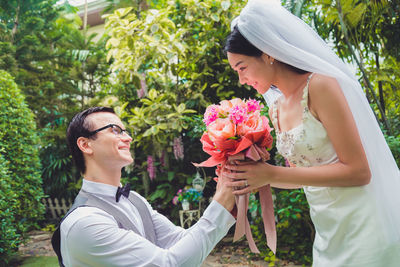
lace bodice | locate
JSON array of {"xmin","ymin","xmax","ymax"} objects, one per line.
[{"xmin": 271, "ymin": 74, "xmax": 338, "ymax": 167}]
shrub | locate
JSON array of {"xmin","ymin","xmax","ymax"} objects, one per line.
[
  {"xmin": 0, "ymin": 70, "xmax": 45, "ymax": 263},
  {"xmin": 0, "ymin": 153, "xmax": 21, "ymax": 265}
]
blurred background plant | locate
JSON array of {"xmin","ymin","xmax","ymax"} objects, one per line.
[{"xmin": 173, "ymin": 187, "xmax": 203, "ymax": 206}]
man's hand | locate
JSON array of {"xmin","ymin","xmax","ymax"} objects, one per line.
[{"xmin": 213, "ymin": 171, "xmax": 235, "ymax": 212}]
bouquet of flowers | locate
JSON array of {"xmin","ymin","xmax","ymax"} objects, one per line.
[{"xmin": 194, "ymin": 98, "xmax": 276, "ymax": 254}]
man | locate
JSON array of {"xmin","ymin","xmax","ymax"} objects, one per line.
[{"xmin": 51, "ymin": 107, "xmax": 236, "ymax": 267}]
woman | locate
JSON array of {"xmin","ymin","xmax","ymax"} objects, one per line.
[{"xmin": 222, "ymin": 0, "xmax": 400, "ymax": 266}]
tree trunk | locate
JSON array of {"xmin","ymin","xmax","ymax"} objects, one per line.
[
  {"xmin": 336, "ymin": 0, "xmax": 391, "ymax": 135},
  {"xmin": 375, "ymin": 52, "xmax": 385, "ymax": 115},
  {"xmin": 83, "ymin": 0, "xmax": 88, "ymax": 35},
  {"xmin": 11, "ymin": 1, "xmax": 20, "ymax": 43}
]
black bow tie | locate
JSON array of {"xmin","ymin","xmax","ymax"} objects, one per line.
[{"xmin": 116, "ymin": 183, "xmax": 131, "ymax": 202}]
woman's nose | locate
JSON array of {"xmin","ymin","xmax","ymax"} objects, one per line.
[{"xmin": 238, "ymin": 74, "xmax": 246, "ymax": 85}]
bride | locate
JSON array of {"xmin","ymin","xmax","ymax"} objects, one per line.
[{"xmin": 222, "ymin": 0, "xmax": 400, "ymax": 266}]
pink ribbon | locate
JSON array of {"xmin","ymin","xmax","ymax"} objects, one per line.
[
  {"xmin": 194, "ymin": 138, "xmax": 277, "ymax": 254},
  {"xmin": 228, "ymin": 146, "xmax": 277, "ymax": 254}
]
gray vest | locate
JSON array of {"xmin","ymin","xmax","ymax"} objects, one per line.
[{"xmin": 51, "ymin": 189, "xmax": 156, "ymax": 266}]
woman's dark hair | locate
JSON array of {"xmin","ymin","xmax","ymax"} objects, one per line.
[
  {"xmin": 67, "ymin": 106, "xmax": 115, "ymax": 174},
  {"xmin": 224, "ymin": 26, "xmax": 263, "ymax": 57},
  {"xmin": 224, "ymin": 26, "xmax": 308, "ymax": 75}
]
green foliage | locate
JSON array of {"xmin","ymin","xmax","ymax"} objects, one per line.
[
  {"xmin": 104, "ymin": 0, "xmax": 253, "ymax": 109},
  {"xmin": 0, "ymin": 0, "xmax": 78, "ymax": 127},
  {"xmin": 0, "ymin": 71, "xmax": 45, "ymax": 264},
  {"xmin": 250, "ymin": 188, "xmax": 313, "ymax": 265},
  {"xmin": 274, "ymin": 188, "xmax": 313, "ymax": 264},
  {"xmin": 0, "ymin": 1, "xmax": 119, "ymax": 201},
  {"xmin": 39, "ymin": 120, "xmax": 80, "ymax": 200},
  {"xmin": 0, "ymin": 154, "xmax": 21, "ymax": 265},
  {"xmin": 102, "ymin": 0, "xmax": 251, "ymax": 209},
  {"xmin": 313, "ymin": 0, "xmax": 400, "ymax": 134},
  {"xmin": 124, "ymin": 88, "xmax": 196, "ymax": 151},
  {"xmin": 384, "ymin": 132, "xmax": 400, "ymax": 167},
  {"xmin": 249, "ymin": 154, "xmax": 313, "ymax": 265}
]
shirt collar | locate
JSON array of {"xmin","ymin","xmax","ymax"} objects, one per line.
[{"xmin": 81, "ymin": 179, "xmax": 121, "ymax": 197}]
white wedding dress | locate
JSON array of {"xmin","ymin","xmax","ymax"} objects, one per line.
[{"xmin": 271, "ymin": 74, "xmax": 400, "ymax": 267}]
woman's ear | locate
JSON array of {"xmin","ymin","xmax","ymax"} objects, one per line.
[
  {"xmin": 77, "ymin": 137, "xmax": 93, "ymax": 155},
  {"xmin": 261, "ymin": 53, "xmax": 274, "ymax": 65}
]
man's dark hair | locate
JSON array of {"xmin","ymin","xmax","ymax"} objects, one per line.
[
  {"xmin": 224, "ymin": 26, "xmax": 308, "ymax": 75},
  {"xmin": 67, "ymin": 107, "xmax": 115, "ymax": 174}
]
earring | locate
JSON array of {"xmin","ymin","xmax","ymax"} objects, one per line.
[{"xmin": 270, "ymin": 61, "xmax": 274, "ymax": 65}]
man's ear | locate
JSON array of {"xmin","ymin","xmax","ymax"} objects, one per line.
[{"xmin": 77, "ymin": 137, "xmax": 93, "ymax": 155}]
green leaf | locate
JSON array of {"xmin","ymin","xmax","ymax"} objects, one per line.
[
  {"xmin": 221, "ymin": 0, "xmax": 231, "ymax": 11},
  {"xmin": 151, "ymin": 24, "xmax": 160, "ymax": 33},
  {"xmin": 211, "ymin": 14, "xmax": 220, "ymax": 22}
]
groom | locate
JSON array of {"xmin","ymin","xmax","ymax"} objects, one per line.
[{"xmin": 52, "ymin": 107, "xmax": 236, "ymax": 267}]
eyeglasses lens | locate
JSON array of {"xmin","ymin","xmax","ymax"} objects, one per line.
[{"xmin": 112, "ymin": 125, "xmax": 123, "ymax": 135}]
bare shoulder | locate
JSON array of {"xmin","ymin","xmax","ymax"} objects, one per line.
[
  {"xmin": 308, "ymin": 74, "xmax": 346, "ymax": 115},
  {"xmin": 309, "ymin": 73, "xmax": 341, "ymax": 96}
]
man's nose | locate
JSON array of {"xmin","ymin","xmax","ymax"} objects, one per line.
[{"xmin": 122, "ymin": 133, "xmax": 133, "ymax": 142}]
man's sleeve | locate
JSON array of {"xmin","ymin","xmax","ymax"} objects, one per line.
[{"xmin": 63, "ymin": 201, "xmax": 235, "ymax": 267}]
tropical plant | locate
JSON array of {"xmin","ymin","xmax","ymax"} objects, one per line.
[{"xmin": 313, "ymin": 0, "xmax": 400, "ymax": 135}]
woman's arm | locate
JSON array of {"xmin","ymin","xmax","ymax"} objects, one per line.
[{"xmin": 225, "ymin": 74, "xmax": 371, "ymax": 194}]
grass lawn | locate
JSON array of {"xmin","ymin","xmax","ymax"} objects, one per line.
[{"xmin": 20, "ymin": 256, "xmax": 58, "ymax": 267}]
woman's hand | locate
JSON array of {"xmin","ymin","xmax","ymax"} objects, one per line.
[{"xmin": 223, "ymin": 160, "xmax": 275, "ymax": 194}]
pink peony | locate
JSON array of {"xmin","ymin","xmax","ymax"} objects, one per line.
[
  {"xmin": 207, "ymin": 118, "xmax": 236, "ymax": 142},
  {"xmin": 229, "ymin": 105, "xmax": 248, "ymax": 125},
  {"xmin": 246, "ymin": 99, "xmax": 264, "ymax": 113},
  {"xmin": 203, "ymin": 105, "xmax": 220, "ymax": 126}
]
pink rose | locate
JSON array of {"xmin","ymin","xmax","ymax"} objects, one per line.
[
  {"xmin": 237, "ymin": 110, "xmax": 267, "ymax": 136},
  {"xmin": 230, "ymin": 98, "xmax": 246, "ymax": 108},
  {"xmin": 207, "ymin": 118, "xmax": 236, "ymax": 142},
  {"xmin": 219, "ymin": 100, "xmax": 233, "ymax": 116}
]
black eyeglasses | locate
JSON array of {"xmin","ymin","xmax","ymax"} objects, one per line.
[{"xmin": 87, "ymin": 124, "xmax": 131, "ymax": 137}]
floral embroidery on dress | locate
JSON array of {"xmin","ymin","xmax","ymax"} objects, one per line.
[{"xmin": 272, "ymin": 73, "xmax": 338, "ymax": 168}]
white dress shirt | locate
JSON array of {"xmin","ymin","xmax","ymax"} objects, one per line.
[{"xmin": 60, "ymin": 179, "xmax": 235, "ymax": 267}]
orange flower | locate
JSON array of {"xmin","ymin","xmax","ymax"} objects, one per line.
[
  {"xmin": 237, "ymin": 110, "xmax": 264, "ymax": 136},
  {"xmin": 207, "ymin": 118, "xmax": 236, "ymax": 142}
]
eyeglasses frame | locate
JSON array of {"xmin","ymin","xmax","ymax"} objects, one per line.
[{"xmin": 87, "ymin": 124, "xmax": 130, "ymax": 137}]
